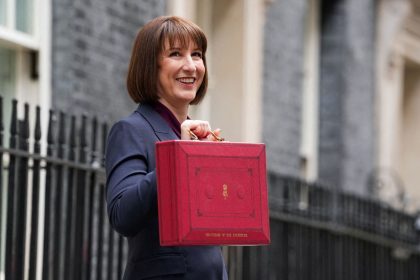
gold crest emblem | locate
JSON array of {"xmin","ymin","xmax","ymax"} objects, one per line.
[{"xmin": 222, "ymin": 184, "xmax": 228, "ymax": 200}]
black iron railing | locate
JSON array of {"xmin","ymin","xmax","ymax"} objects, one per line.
[
  {"xmin": 0, "ymin": 98, "xmax": 127, "ymax": 280},
  {"xmin": 223, "ymin": 174, "xmax": 420, "ymax": 279}
]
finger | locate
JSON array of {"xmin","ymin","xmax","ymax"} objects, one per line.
[
  {"xmin": 213, "ymin": 128, "xmax": 221, "ymax": 136},
  {"xmin": 207, "ymin": 129, "xmax": 223, "ymax": 141},
  {"xmin": 191, "ymin": 122, "xmax": 211, "ymax": 138}
]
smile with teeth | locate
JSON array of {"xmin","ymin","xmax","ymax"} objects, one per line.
[{"xmin": 177, "ymin": 77, "xmax": 196, "ymax": 84}]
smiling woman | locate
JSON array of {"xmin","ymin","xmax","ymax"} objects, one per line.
[
  {"xmin": 126, "ymin": 16, "xmax": 208, "ymax": 106},
  {"xmin": 105, "ymin": 16, "xmax": 227, "ymax": 280}
]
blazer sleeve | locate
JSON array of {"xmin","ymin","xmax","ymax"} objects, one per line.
[{"xmin": 105, "ymin": 119, "xmax": 157, "ymax": 237}]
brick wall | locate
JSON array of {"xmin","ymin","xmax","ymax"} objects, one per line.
[
  {"xmin": 52, "ymin": 0, "xmax": 166, "ymax": 123},
  {"xmin": 263, "ymin": 0, "xmax": 307, "ymax": 176},
  {"xmin": 318, "ymin": 0, "xmax": 375, "ymax": 193}
]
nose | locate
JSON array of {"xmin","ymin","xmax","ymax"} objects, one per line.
[{"xmin": 182, "ymin": 55, "xmax": 196, "ymax": 72}]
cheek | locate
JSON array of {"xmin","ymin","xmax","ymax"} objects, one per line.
[
  {"xmin": 197, "ymin": 63, "xmax": 206, "ymax": 77},
  {"xmin": 156, "ymin": 72, "xmax": 168, "ymax": 94},
  {"xmin": 158, "ymin": 70, "xmax": 169, "ymax": 85}
]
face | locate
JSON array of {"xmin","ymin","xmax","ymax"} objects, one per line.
[{"xmin": 157, "ymin": 39, "xmax": 205, "ymax": 109}]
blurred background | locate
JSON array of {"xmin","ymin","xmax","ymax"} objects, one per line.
[{"xmin": 1, "ymin": 0, "xmax": 420, "ymax": 279}]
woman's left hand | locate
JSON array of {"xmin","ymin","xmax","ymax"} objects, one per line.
[{"xmin": 180, "ymin": 120, "xmax": 221, "ymax": 141}]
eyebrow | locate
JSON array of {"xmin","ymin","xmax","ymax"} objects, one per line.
[{"xmin": 164, "ymin": 46, "xmax": 202, "ymax": 53}]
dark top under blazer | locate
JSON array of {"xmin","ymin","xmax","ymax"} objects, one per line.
[{"xmin": 105, "ymin": 104, "xmax": 228, "ymax": 280}]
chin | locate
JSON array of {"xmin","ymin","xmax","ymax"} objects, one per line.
[{"xmin": 178, "ymin": 93, "xmax": 196, "ymax": 102}]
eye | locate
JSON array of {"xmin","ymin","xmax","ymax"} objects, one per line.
[
  {"xmin": 169, "ymin": 51, "xmax": 181, "ymax": 57},
  {"xmin": 192, "ymin": 51, "xmax": 203, "ymax": 59}
]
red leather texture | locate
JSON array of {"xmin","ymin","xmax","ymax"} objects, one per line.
[{"xmin": 156, "ymin": 140, "xmax": 270, "ymax": 246}]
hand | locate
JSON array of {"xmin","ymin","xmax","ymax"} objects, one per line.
[
  {"xmin": 180, "ymin": 120, "xmax": 211, "ymax": 140},
  {"xmin": 180, "ymin": 120, "xmax": 222, "ymax": 141}
]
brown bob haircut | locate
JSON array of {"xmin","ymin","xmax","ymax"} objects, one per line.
[{"xmin": 126, "ymin": 16, "xmax": 208, "ymax": 105}]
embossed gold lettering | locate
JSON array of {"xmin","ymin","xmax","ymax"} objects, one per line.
[{"xmin": 204, "ymin": 232, "xmax": 248, "ymax": 238}]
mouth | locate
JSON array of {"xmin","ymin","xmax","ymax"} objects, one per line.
[{"xmin": 176, "ymin": 77, "xmax": 196, "ymax": 84}]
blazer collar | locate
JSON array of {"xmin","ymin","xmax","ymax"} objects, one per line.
[{"xmin": 136, "ymin": 103, "xmax": 178, "ymax": 141}]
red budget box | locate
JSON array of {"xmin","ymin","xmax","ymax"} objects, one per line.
[{"xmin": 156, "ymin": 140, "xmax": 270, "ymax": 246}]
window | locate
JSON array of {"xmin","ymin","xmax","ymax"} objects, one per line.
[
  {"xmin": 16, "ymin": 0, "xmax": 33, "ymax": 33},
  {"xmin": 1, "ymin": 0, "xmax": 34, "ymax": 34},
  {"xmin": 0, "ymin": 0, "xmax": 6, "ymax": 26},
  {"xmin": 0, "ymin": 0, "xmax": 39, "ymax": 50}
]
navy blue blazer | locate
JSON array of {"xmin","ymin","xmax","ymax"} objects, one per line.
[{"xmin": 105, "ymin": 104, "xmax": 228, "ymax": 280}]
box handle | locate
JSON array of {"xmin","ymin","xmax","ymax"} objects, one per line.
[{"xmin": 187, "ymin": 129, "xmax": 225, "ymax": 142}]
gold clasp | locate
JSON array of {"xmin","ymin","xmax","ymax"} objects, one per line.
[
  {"xmin": 187, "ymin": 129, "xmax": 224, "ymax": 141},
  {"xmin": 209, "ymin": 130, "xmax": 224, "ymax": 142},
  {"xmin": 187, "ymin": 129, "xmax": 199, "ymax": 140}
]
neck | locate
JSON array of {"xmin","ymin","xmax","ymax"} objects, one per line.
[{"xmin": 157, "ymin": 99, "xmax": 189, "ymax": 123}]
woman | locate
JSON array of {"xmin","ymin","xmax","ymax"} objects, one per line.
[{"xmin": 105, "ymin": 16, "xmax": 228, "ymax": 280}]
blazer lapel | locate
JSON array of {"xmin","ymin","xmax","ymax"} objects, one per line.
[{"xmin": 136, "ymin": 104, "xmax": 178, "ymax": 141}]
